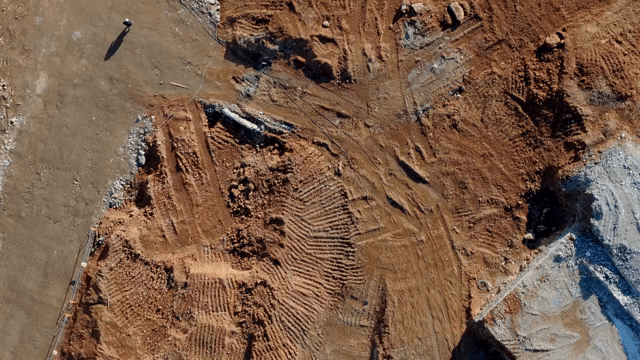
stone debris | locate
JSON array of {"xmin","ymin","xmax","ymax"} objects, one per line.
[
  {"xmin": 543, "ymin": 33, "xmax": 563, "ymax": 49},
  {"xmin": 400, "ymin": 2, "xmax": 427, "ymax": 17},
  {"xmin": 236, "ymin": 72, "xmax": 262, "ymax": 98},
  {"xmin": 0, "ymin": 79, "xmax": 18, "ymax": 202},
  {"xmin": 188, "ymin": 0, "xmax": 220, "ymax": 25},
  {"xmin": 106, "ymin": 115, "xmax": 154, "ymax": 209},
  {"xmin": 322, "ymin": 20, "xmax": 330, "ymax": 28},
  {"xmin": 400, "ymin": 2, "xmax": 410, "ymax": 14},
  {"xmin": 410, "ymin": 3, "xmax": 426, "ymax": 16},
  {"xmin": 578, "ymin": 143, "xmax": 640, "ymax": 295},
  {"xmin": 117, "ymin": 115, "xmax": 154, "ymax": 173},
  {"xmin": 222, "ymin": 107, "xmax": 260, "ymax": 132},
  {"xmin": 203, "ymin": 100, "xmax": 295, "ymax": 138},
  {"xmin": 104, "ymin": 177, "xmax": 129, "ymax": 209},
  {"xmin": 447, "ymin": 2, "xmax": 465, "ymax": 24}
]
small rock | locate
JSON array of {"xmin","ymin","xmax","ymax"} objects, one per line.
[
  {"xmin": 477, "ymin": 279, "xmax": 490, "ymax": 291},
  {"xmin": 322, "ymin": 20, "xmax": 330, "ymax": 28},
  {"xmin": 447, "ymin": 2, "xmax": 465, "ymax": 23},
  {"xmin": 543, "ymin": 33, "xmax": 562, "ymax": 49},
  {"xmin": 410, "ymin": 3, "xmax": 426, "ymax": 15},
  {"xmin": 523, "ymin": 233, "xmax": 535, "ymax": 241}
]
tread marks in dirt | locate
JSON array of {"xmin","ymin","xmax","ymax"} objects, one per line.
[
  {"xmin": 61, "ymin": 102, "xmax": 364, "ymax": 359},
  {"xmin": 218, "ymin": 0, "xmax": 397, "ymax": 83}
]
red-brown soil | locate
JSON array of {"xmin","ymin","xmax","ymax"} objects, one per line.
[{"xmin": 57, "ymin": 0, "xmax": 640, "ymax": 358}]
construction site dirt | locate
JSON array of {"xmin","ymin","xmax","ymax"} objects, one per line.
[{"xmin": 2, "ymin": 0, "xmax": 640, "ymax": 359}]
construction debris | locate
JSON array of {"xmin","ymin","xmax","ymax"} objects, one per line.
[
  {"xmin": 447, "ymin": 2, "xmax": 465, "ymax": 24},
  {"xmin": 203, "ymin": 100, "xmax": 295, "ymax": 137}
]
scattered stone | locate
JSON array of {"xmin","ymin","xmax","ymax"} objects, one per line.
[
  {"xmin": 477, "ymin": 279, "xmax": 490, "ymax": 291},
  {"xmin": 322, "ymin": 20, "xmax": 330, "ymax": 28},
  {"xmin": 523, "ymin": 233, "xmax": 535, "ymax": 241},
  {"xmin": 0, "ymin": 79, "xmax": 18, "ymax": 201},
  {"xmin": 447, "ymin": 2, "xmax": 465, "ymax": 24},
  {"xmin": 400, "ymin": 2, "xmax": 410, "ymax": 14},
  {"xmin": 105, "ymin": 115, "xmax": 155, "ymax": 209},
  {"xmin": 203, "ymin": 100, "xmax": 295, "ymax": 138},
  {"xmin": 543, "ymin": 33, "xmax": 563, "ymax": 49},
  {"xmin": 191, "ymin": 0, "xmax": 221, "ymax": 25},
  {"xmin": 410, "ymin": 3, "xmax": 426, "ymax": 16},
  {"xmin": 118, "ymin": 115, "xmax": 154, "ymax": 172}
]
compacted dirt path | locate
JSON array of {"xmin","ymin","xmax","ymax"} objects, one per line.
[{"xmin": 0, "ymin": 0, "xmax": 234, "ymax": 358}]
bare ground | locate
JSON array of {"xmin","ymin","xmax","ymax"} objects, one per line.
[{"xmin": 3, "ymin": 0, "xmax": 640, "ymax": 359}]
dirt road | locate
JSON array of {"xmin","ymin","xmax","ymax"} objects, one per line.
[{"xmin": 0, "ymin": 0, "xmax": 233, "ymax": 358}]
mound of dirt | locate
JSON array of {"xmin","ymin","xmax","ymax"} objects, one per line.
[{"xmin": 61, "ymin": 101, "xmax": 365, "ymax": 359}]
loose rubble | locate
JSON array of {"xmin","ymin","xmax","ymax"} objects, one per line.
[
  {"xmin": 190, "ymin": 0, "xmax": 220, "ymax": 25},
  {"xmin": 203, "ymin": 100, "xmax": 295, "ymax": 138},
  {"xmin": 105, "ymin": 115, "xmax": 154, "ymax": 209},
  {"xmin": 577, "ymin": 143, "xmax": 640, "ymax": 296},
  {"xmin": 543, "ymin": 33, "xmax": 563, "ymax": 49},
  {"xmin": 117, "ymin": 115, "xmax": 154, "ymax": 172},
  {"xmin": 447, "ymin": 2, "xmax": 465, "ymax": 24},
  {"xmin": 410, "ymin": 3, "xmax": 426, "ymax": 16},
  {"xmin": 0, "ymin": 79, "xmax": 19, "ymax": 202}
]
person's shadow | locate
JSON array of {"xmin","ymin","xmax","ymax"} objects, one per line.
[{"xmin": 104, "ymin": 27, "xmax": 130, "ymax": 61}]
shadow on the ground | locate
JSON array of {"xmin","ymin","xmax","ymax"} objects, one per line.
[
  {"xmin": 104, "ymin": 28, "xmax": 130, "ymax": 61},
  {"xmin": 451, "ymin": 322, "xmax": 514, "ymax": 360}
]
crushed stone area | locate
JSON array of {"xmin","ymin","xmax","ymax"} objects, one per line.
[
  {"xmin": 477, "ymin": 233, "xmax": 627, "ymax": 359},
  {"xmin": 106, "ymin": 115, "xmax": 155, "ymax": 209},
  {"xmin": 579, "ymin": 143, "xmax": 640, "ymax": 295},
  {"xmin": 476, "ymin": 143, "xmax": 640, "ymax": 359},
  {"xmin": 0, "ymin": 79, "xmax": 20, "ymax": 200}
]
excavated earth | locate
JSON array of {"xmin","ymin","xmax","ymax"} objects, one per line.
[{"xmin": 2, "ymin": 0, "xmax": 640, "ymax": 358}]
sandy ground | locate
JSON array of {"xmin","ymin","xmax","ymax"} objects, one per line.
[
  {"xmin": 0, "ymin": 0, "xmax": 237, "ymax": 358},
  {"xmin": 2, "ymin": 0, "xmax": 640, "ymax": 358}
]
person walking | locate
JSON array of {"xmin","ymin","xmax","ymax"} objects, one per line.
[{"xmin": 123, "ymin": 18, "xmax": 133, "ymax": 29}]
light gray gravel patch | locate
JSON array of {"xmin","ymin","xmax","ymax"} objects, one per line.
[{"xmin": 106, "ymin": 115, "xmax": 154, "ymax": 209}]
